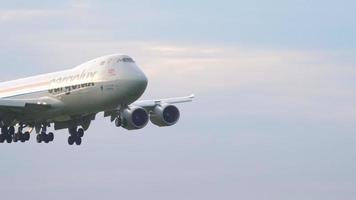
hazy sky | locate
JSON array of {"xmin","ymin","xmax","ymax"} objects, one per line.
[{"xmin": 1, "ymin": 1, "xmax": 356, "ymax": 200}]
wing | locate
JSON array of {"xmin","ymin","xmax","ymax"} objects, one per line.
[
  {"xmin": 105, "ymin": 94, "xmax": 194, "ymax": 123},
  {"xmin": 132, "ymin": 94, "xmax": 195, "ymax": 109},
  {"xmin": 0, "ymin": 96, "xmax": 63, "ymax": 113}
]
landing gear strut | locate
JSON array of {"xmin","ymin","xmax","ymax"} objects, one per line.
[
  {"xmin": 13, "ymin": 125, "xmax": 31, "ymax": 143},
  {"xmin": 68, "ymin": 127, "xmax": 84, "ymax": 146},
  {"xmin": 115, "ymin": 117, "xmax": 122, "ymax": 127}
]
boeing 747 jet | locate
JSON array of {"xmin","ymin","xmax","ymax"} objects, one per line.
[{"xmin": 0, "ymin": 54, "xmax": 194, "ymax": 145}]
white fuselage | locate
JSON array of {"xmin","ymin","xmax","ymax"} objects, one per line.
[{"xmin": 0, "ymin": 54, "xmax": 148, "ymax": 123}]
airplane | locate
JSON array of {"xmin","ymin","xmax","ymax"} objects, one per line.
[{"xmin": 0, "ymin": 54, "xmax": 194, "ymax": 145}]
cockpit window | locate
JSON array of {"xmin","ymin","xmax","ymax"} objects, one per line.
[{"xmin": 117, "ymin": 57, "xmax": 135, "ymax": 63}]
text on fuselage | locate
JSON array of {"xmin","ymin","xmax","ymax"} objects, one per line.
[
  {"xmin": 50, "ymin": 70, "xmax": 97, "ymax": 86},
  {"xmin": 49, "ymin": 82, "xmax": 95, "ymax": 95},
  {"xmin": 49, "ymin": 70, "xmax": 97, "ymax": 95}
]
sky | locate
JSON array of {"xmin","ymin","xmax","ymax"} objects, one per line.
[{"xmin": 0, "ymin": 0, "xmax": 356, "ymax": 199}]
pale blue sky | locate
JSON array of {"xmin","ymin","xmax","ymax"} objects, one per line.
[{"xmin": 0, "ymin": 1, "xmax": 356, "ymax": 200}]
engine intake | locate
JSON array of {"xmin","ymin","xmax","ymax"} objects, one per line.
[
  {"xmin": 121, "ymin": 106, "xmax": 149, "ymax": 130},
  {"xmin": 150, "ymin": 104, "xmax": 180, "ymax": 127}
]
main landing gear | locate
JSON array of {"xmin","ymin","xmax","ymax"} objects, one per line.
[
  {"xmin": 68, "ymin": 127, "xmax": 84, "ymax": 146},
  {"xmin": 36, "ymin": 125, "xmax": 54, "ymax": 144},
  {"xmin": 0, "ymin": 124, "xmax": 86, "ymax": 145},
  {"xmin": 0, "ymin": 126, "xmax": 30, "ymax": 143},
  {"xmin": 36, "ymin": 132, "xmax": 54, "ymax": 143}
]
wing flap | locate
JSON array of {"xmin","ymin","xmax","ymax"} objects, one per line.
[
  {"xmin": 0, "ymin": 99, "xmax": 27, "ymax": 108},
  {"xmin": 0, "ymin": 96, "xmax": 63, "ymax": 113}
]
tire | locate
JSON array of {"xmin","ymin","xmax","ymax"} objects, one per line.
[
  {"xmin": 13, "ymin": 134, "xmax": 18, "ymax": 143},
  {"xmin": 48, "ymin": 132, "xmax": 54, "ymax": 142},
  {"xmin": 8, "ymin": 126, "xmax": 15, "ymax": 135},
  {"xmin": 24, "ymin": 132, "xmax": 30, "ymax": 141},
  {"xmin": 75, "ymin": 137, "xmax": 82, "ymax": 145},
  {"xmin": 1, "ymin": 127, "xmax": 7, "ymax": 134},
  {"xmin": 77, "ymin": 128, "xmax": 84, "ymax": 138},
  {"xmin": 68, "ymin": 136, "xmax": 75, "ymax": 145},
  {"xmin": 6, "ymin": 135, "xmax": 12, "ymax": 143},
  {"xmin": 20, "ymin": 133, "xmax": 26, "ymax": 142},
  {"xmin": 0, "ymin": 134, "xmax": 4, "ymax": 143},
  {"xmin": 69, "ymin": 128, "xmax": 77, "ymax": 136},
  {"xmin": 40, "ymin": 132, "xmax": 47, "ymax": 143},
  {"xmin": 44, "ymin": 135, "xmax": 49, "ymax": 143},
  {"xmin": 20, "ymin": 136, "xmax": 26, "ymax": 143},
  {"xmin": 36, "ymin": 134, "xmax": 42, "ymax": 143}
]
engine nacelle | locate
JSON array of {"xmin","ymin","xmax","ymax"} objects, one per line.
[
  {"xmin": 150, "ymin": 104, "xmax": 180, "ymax": 127},
  {"xmin": 121, "ymin": 106, "xmax": 149, "ymax": 130}
]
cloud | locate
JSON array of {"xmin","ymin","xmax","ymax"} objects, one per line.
[
  {"xmin": 3, "ymin": 27, "xmax": 356, "ymax": 123},
  {"xmin": 0, "ymin": 1, "xmax": 91, "ymax": 23},
  {"xmin": 17, "ymin": 34, "xmax": 349, "ymax": 91},
  {"xmin": 0, "ymin": 9, "xmax": 59, "ymax": 22},
  {"xmin": 70, "ymin": 0, "xmax": 92, "ymax": 9}
]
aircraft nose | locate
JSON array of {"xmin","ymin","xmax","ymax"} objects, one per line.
[
  {"xmin": 136, "ymin": 71, "xmax": 148, "ymax": 89},
  {"xmin": 130, "ymin": 66, "xmax": 148, "ymax": 93}
]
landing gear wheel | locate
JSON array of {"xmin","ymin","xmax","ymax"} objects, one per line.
[
  {"xmin": 75, "ymin": 137, "xmax": 82, "ymax": 145},
  {"xmin": 1, "ymin": 126, "xmax": 8, "ymax": 135},
  {"xmin": 13, "ymin": 134, "xmax": 18, "ymax": 143},
  {"xmin": 77, "ymin": 128, "xmax": 84, "ymax": 138},
  {"xmin": 48, "ymin": 132, "xmax": 54, "ymax": 142},
  {"xmin": 8, "ymin": 126, "xmax": 15, "ymax": 135},
  {"xmin": 20, "ymin": 134, "xmax": 26, "ymax": 143},
  {"xmin": 36, "ymin": 134, "xmax": 42, "ymax": 143},
  {"xmin": 68, "ymin": 136, "xmax": 75, "ymax": 145},
  {"xmin": 0, "ymin": 134, "xmax": 4, "ymax": 143},
  {"xmin": 24, "ymin": 132, "xmax": 30, "ymax": 141},
  {"xmin": 69, "ymin": 128, "xmax": 77, "ymax": 136},
  {"xmin": 39, "ymin": 132, "xmax": 49, "ymax": 143},
  {"xmin": 6, "ymin": 135, "xmax": 12, "ymax": 143}
]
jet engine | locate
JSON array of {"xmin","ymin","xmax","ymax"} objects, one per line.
[
  {"xmin": 121, "ymin": 106, "xmax": 149, "ymax": 130},
  {"xmin": 150, "ymin": 104, "xmax": 180, "ymax": 127}
]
